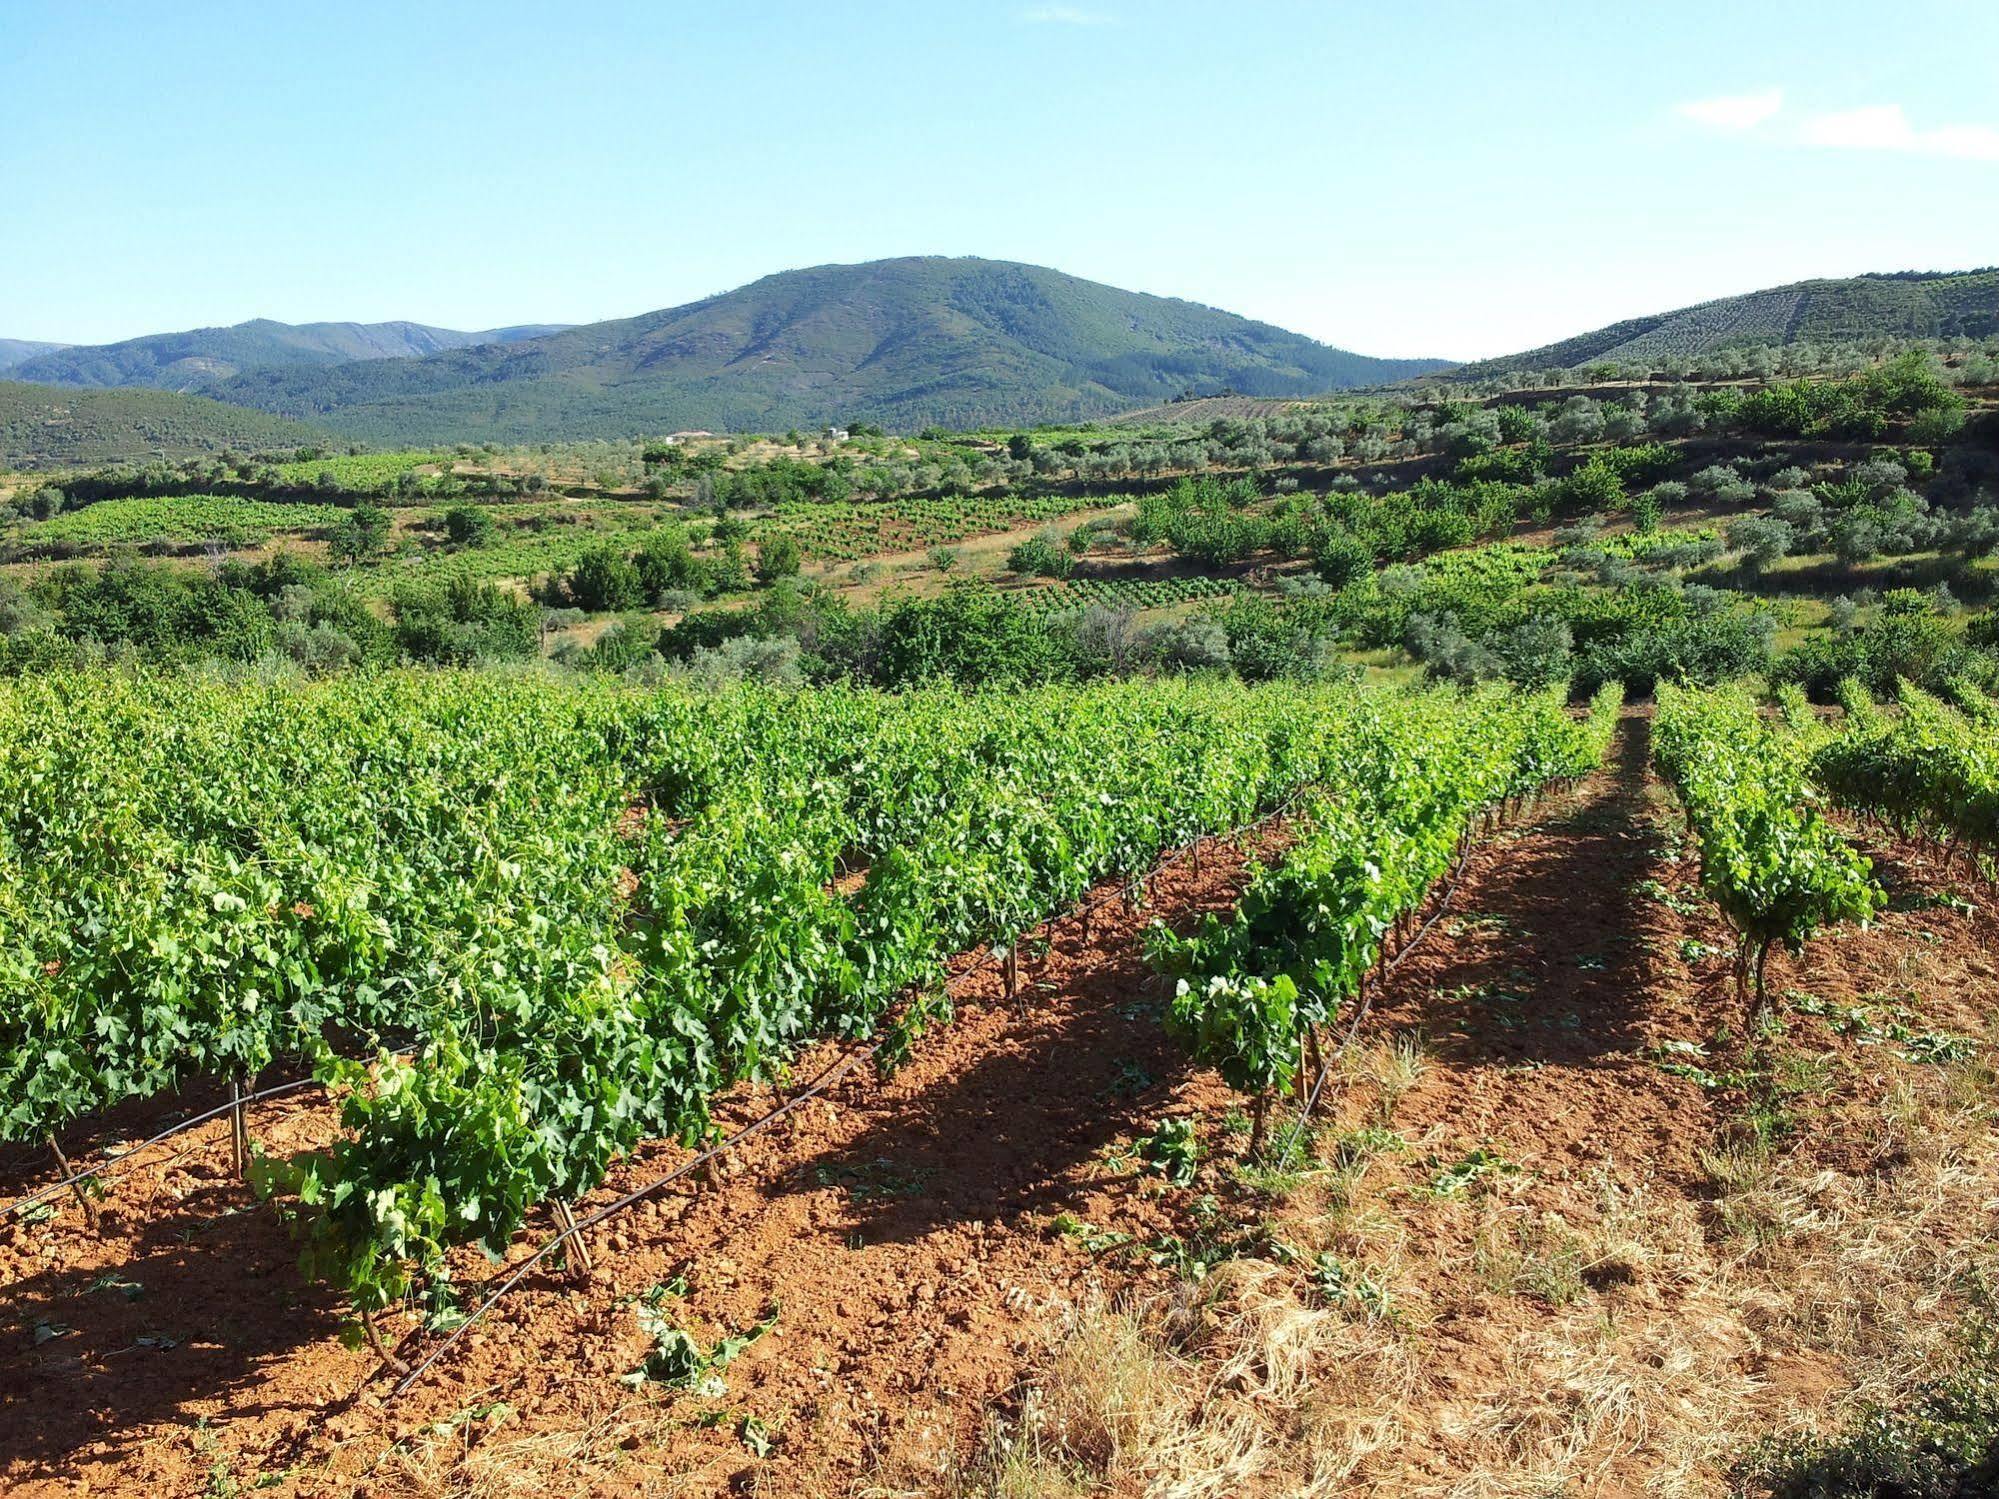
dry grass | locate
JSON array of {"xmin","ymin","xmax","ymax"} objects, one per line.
[
  {"xmin": 365, "ymin": 1384, "xmax": 714, "ymax": 1498},
  {"xmin": 943, "ymin": 1051, "xmax": 1999, "ymax": 1498}
]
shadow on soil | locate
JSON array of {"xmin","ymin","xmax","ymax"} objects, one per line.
[
  {"xmin": 1377, "ymin": 717, "xmax": 1667, "ymax": 1068},
  {"xmin": 0, "ymin": 1174, "xmax": 343, "ymax": 1477},
  {"xmin": 779, "ymin": 856, "xmax": 1266, "ymax": 1249}
]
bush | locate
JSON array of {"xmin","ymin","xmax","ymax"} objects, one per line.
[
  {"xmin": 330, "ymin": 502, "xmax": 392, "ymax": 564},
  {"xmin": 1555, "ymin": 456, "xmax": 1626, "ymax": 516},
  {"xmin": 873, "ymin": 584, "xmax": 1074, "ymax": 687},
  {"xmin": 1738, "ymin": 1321, "xmax": 1999, "ymax": 1497},
  {"xmin": 1218, "ymin": 595, "xmax": 1339, "ymax": 683},
  {"xmin": 1772, "ymin": 613, "xmax": 1973, "ymax": 700},
  {"xmin": 1578, "ymin": 613, "xmax": 1773, "ymax": 695},
  {"xmin": 0, "ymin": 575, "xmax": 51, "ymax": 637},
  {"xmin": 442, "ymin": 505, "xmax": 494, "ymax": 547},
  {"xmin": 1912, "ymin": 407, "xmax": 1969, "ymax": 444},
  {"xmin": 1312, "ymin": 529, "xmax": 1374, "ymax": 588},
  {"xmin": 1689, "ymin": 464, "xmax": 1755, "ymax": 505},
  {"xmin": 1144, "ymin": 616, "xmax": 1233, "ymax": 672},
  {"xmin": 686, "ymin": 634, "xmax": 804, "ymax": 685},
  {"xmin": 44, "ymin": 559, "xmax": 276, "ymax": 661},
  {"xmin": 391, "ymin": 576, "xmax": 538, "ymax": 665},
  {"xmin": 1495, "ymin": 404, "xmax": 1544, "ymax": 444},
  {"xmin": 565, "ymin": 544, "xmax": 645, "ymax": 613},
  {"xmin": 755, "ymin": 532, "xmax": 802, "ymax": 584},
  {"xmin": 1008, "ymin": 532, "xmax": 1076, "ymax": 579},
  {"xmin": 1497, "ymin": 615, "xmax": 1575, "ymax": 687},
  {"xmin": 1727, "ymin": 516, "xmax": 1796, "ymax": 572},
  {"xmin": 633, "ymin": 527, "xmax": 707, "ymax": 599},
  {"xmin": 275, "ymin": 621, "xmax": 363, "ymax": 672}
]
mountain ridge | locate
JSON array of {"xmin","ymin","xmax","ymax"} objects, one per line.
[
  {"xmin": 0, "ymin": 339, "xmax": 70, "ymax": 373},
  {"xmin": 200, "ymin": 256, "xmax": 1452, "ymax": 441},
  {"xmin": 10, "ymin": 319, "xmax": 573, "ymax": 392}
]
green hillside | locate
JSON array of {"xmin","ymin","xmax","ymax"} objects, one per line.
[
  {"xmin": 207, "ymin": 257, "xmax": 1452, "ymax": 441},
  {"xmin": 11, "ymin": 319, "xmax": 569, "ymax": 391},
  {"xmin": 0, "ymin": 382, "xmax": 329, "ymax": 468},
  {"xmin": 1462, "ymin": 268, "xmax": 1999, "ymax": 375}
]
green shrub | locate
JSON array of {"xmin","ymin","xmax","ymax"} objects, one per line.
[
  {"xmin": 1738, "ymin": 1323, "xmax": 1999, "ymax": 1497},
  {"xmin": 442, "ymin": 505, "xmax": 494, "ymax": 547},
  {"xmin": 1007, "ymin": 533, "xmax": 1076, "ymax": 579}
]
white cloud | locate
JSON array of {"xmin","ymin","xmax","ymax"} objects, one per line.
[
  {"xmin": 1799, "ymin": 103, "xmax": 1999, "ymax": 161},
  {"xmin": 1019, "ymin": 5, "xmax": 1113, "ymax": 23},
  {"xmin": 1675, "ymin": 88, "xmax": 1784, "ymax": 132}
]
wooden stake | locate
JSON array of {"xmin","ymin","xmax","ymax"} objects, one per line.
[
  {"xmin": 228, "ymin": 1076, "xmax": 248, "ymax": 1179},
  {"xmin": 46, "ymin": 1132, "xmax": 101, "ymax": 1232},
  {"xmin": 553, "ymin": 1198, "xmax": 594, "ymax": 1278}
]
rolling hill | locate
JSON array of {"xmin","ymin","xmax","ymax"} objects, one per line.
[
  {"xmin": 10, "ymin": 319, "xmax": 571, "ymax": 392},
  {"xmin": 1461, "ymin": 269, "xmax": 1999, "ymax": 376},
  {"xmin": 203, "ymin": 257, "xmax": 1452, "ymax": 442},
  {"xmin": 0, "ymin": 339, "xmax": 69, "ymax": 373},
  {"xmin": 0, "ymin": 382, "xmax": 329, "ymax": 469}
]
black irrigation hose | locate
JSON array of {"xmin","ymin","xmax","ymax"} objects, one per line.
[
  {"xmin": 2, "ymin": 1046, "xmax": 420, "ymax": 1222},
  {"xmin": 388, "ymin": 797, "xmax": 1309, "ymax": 1396}
]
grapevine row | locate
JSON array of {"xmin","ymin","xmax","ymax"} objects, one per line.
[
  {"xmin": 1652, "ymin": 683, "xmax": 1880, "ymax": 1023},
  {"xmin": 1806, "ymin": 679, "xmax": 1999, "ymax": 870},
  {"xmin": 0, "ymin": 672, "xmax": 1390, "ymax": 1326},
  {"xmin": 1147, "ymin": 683, "xmax": 1622, "ymax": 1150}
]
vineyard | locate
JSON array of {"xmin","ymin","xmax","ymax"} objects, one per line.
[
  {"xmin": 3, "ymin": 351, "xmax": 1999, "ymax": 1495},
  {"xmin": 758, "ymin": 490, "xmax": 1130, "ymax": 562},
  {"xmin": 7, "ymin": 666, "xmax": 1997, "ymax": 1495},
  {"xmin": 264, "ymin": 452, "xmax": 454, "ymax": 491},
  {"xmin": 0, "ymin": 672, "xmax": 1611, "ymax": 1340},
  {"xmin": 1015, "ymin": 573, "xmax": 1245, "ymax": 615},
  {"xmin": 20, "ymin": 495, "xmax": 347, "ymax": 549}
]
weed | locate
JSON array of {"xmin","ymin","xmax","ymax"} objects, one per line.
[{"xmin": 1133, "ymin": 1117, "xmax": 1201, "ymax": 1187}]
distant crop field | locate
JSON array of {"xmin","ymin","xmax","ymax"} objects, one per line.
[
  {"xmin": 24, "ymin": 495, "xmax": 345, "ymax": 547},
  {"xmin": 1104, "ymin": 396, "xmax": 1303, "ymax": 427},
  {"xmin": 267, "ymin": 450, "xmax": 453, "ymax": 488}
]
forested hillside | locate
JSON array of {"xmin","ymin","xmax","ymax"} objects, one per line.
[
  {"xmin": 203, "ymin": 257, "xmax": 1451, "ymax": 441},
  {"xmin": 0, "ymin": 382, "xmax": 327, "ymax": 467},
  {"xmin": 0, "ymin": 339, "xmax": 68, "ymax": 372}
]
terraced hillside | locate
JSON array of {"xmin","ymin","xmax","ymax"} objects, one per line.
[{"xmin": 1464, "ymin": 269, "xmax": 1999, "ymax": 375}]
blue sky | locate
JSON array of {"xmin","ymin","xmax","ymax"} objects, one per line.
[{"xmin": 3, "ymin": 0, "xmax": 1994, "ymax": 359}]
